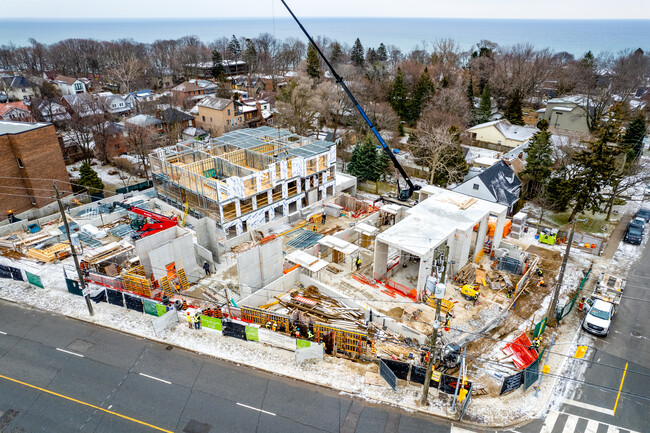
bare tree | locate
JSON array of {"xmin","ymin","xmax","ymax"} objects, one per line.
[
  {"xmin": 126, "ymin": 125, "xmax": 159, "ymax": 181},
  {"xmin": 106, "ymin": 59, "xmax": 145, "ymax": 93},
  {"xmin": 275, "ymin": 75, "xmax": 318, "ymax": 136}
]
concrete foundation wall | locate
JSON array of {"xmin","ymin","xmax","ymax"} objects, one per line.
[
  {"xmin": 238, "ymin": 269, "xmax": 300, "ymax": 307},
  {"xmin": 136, "ymin": 226, "xmax": 200, "ymax": 282},
  {"xmin": 237, "ymin": 238, "xmax": 283, "ymax": 296}
]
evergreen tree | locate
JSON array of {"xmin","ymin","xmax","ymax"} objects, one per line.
[
  {"xmin": 408, "ymin": 68, "xmax": 435, "ymax": 124},
  {"xmin": 211, "ymin": 50, "xmax": 225, "ymax": 79},
  {"xmin": 306, "ymin": 43, "xmax": 320, "ymax": 79},
  {"xmin": 622, "ymin": 114, "xmax": 647, "ymax": 159},
  {"xmin": 347, "ymin": 137, "xmax": 379, "ymax": 182},
  {"xmin": 521, "ymin": 120, "xmax": 553, "ymax": 199},
  {"xmin": 330, "ymin": 42, "xmax": 343, "ymax": 65},
  {"xmin": 216, "ymin": 72, "xmax": 230, "ymax": 99},
  {"xmin": 77, "ymin": 162, "xmax": 105, "ymax": 195},
  {"xmin": 388, "ymin": 67, "xmax": 409, "ymax": 121},
  {"xmin": 503, "ymin": 90, "xmax": 524, "ymax": 125},
  {"xmin": 366, "ymin": 48, "xmax": 378, "ymax": 65},
  {"xmin": 243, "ymin": 38, "xmax": 258, "ymax": 72},
  {"xmin": 376, "ymin": 147, "xmax": 391, "ymax": 181},
  {"xmin": 347, "ymin": 142, "xmax": 361, "ymax": 176},
  {"xmin": 228, "ymin": 35, "xmax": 241, "ymax": 59},
  {"xmin": 476, "ymin": 82, "xmax": 492, "ymax": 124},
  {"xmin": 351, "ymin": 38, "xmax": 365, "ymax": 67},
  {"xmin": 377, "ymin": 43, "xmax": 388, "ymax": 62}
]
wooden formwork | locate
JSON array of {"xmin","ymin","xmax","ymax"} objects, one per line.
[
  {"xmin": 313, "ymin": 322, "xmax": 368, "ymax": 359},
  {"xmin": 122, "ymin": 265, "xmax": 152, "ymax": 298},
  {"xmin": 241, "ymin": 306, "xmax": 290, "ymax": 331}
]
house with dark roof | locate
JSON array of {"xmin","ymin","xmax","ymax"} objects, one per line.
[
  {"xmin": 156, "ymin": 107, "xmax": 194, "ymax": 131},
  {"xmin": 171, "ymin": 81, "xmax": 205, "ymax": 105},
  {"xmin": 1, "ymin": 76, "xmax": 39, "ymax": 102},
  {"xmin": 453, "ymin": 160, "xmax": 522, "ymax": 214}
]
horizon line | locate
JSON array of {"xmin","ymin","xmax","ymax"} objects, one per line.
[{"xmin": 2, "ymin": 16, "xmax": 650, "ymax": 21}]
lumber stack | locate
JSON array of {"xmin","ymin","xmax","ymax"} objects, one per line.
[
  {"xmin": 26, "ymin": 243, "xmax": 71, "ymax": 263},
  {"xmin": 454, "ymin": 263, "xmax": 476, "ymax": 286}
]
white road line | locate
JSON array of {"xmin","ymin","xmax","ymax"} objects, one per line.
[
  {"xmin": 584, "ymin": 419, "xmax": 599, "ymax": 433},
  {"xmin": 0, "ymin": 331, "xmax": 7, "ymax": 335},
  {"xmin": 540, "ymin": 410, "xmax": 559, "ymax": 433},
  {"xmin": 562, "ymin": 414, "xmax": 578, "ymax": 433},
  {"xmin": 450, "ymin": 426, "xmax": 477, "ymax": 433},
  {"xmin": 56, "ymin": 348, "xmax": 84, "ymax": 357},
  {"xmin": 236, "ymin": 402, "xmax": 276, "ymax": 416},
  {"xmin": 138, "ymin": 373, "xmax": 171, "ymax": 385},
  {"xmin": 606, "ymin": 425, "xmax": 621, "ymax": 433},
  {"xmin": 562, "ymin": 398, "xmax": 615, "ymax": 416}
]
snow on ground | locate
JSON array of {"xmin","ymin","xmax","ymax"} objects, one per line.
[{"xmin": 67, "ymin": 159, "xmax": 147, "ymax": 190}]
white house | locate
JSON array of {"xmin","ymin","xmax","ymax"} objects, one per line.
[
  {"xmin": 38, "ymin": 100, "xmax": 70, "ymax": 122},
  {"xmin": 467, "ymin": 119, "xmax": 537, "ymax": 149},
  {"xmin": 53, "ymin": 75, "xmax": 87, "ymax": 96},
  {"xmin": 98, "ymin": 93, "xmax": 132, "ymax": 116}
]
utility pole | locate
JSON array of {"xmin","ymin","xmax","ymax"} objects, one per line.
[
  {"xmin": 547, "ymin": 218, "xmax": 576, "ymax": 326},
  {"xmin": 421, "ymin": 246, "xmax": 449, "ymax": 405},
  {"xmin": 54, "ymin": 182, "xmax": 94, "ymax": 316}
]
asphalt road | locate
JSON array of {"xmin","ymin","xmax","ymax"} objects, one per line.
[{"xmin": 0, "ymin": 299, "xmax": 457, "ymax": 433}]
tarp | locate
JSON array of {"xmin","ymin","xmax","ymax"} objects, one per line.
[
  {"xmin": 152, "ymin": 309, "xmax": 178, "ymax": 337},
  {"xmin": 245, "ymin": 326, "xmax": 259, "ymax": 341},
  {"xmin": 0, "ymin": 265, "xmax": 10, "ymax": 279},
  {"xmin": 258, "ymin": 327, "xmax": 295, "ymax": 351},
  {"xmin": 9, "ymin": 267, "xmax": 23, "ymax": 281},
  {"xmin": 381, "ymin": 358, "xmax": 410, "ymax": 380},
  {"xmin": 295, "ymin": 343, "xmax": 324, "ymax": 364},
  {"xmin": 533, "ymin": 318, "xmax": 547, "ymax": 339},
  {"xmin": 502, "ymin": 333, "xmax": 538, "ymax": 369},
  {"xmin": 90, "ymin": 288, "xmax": 107, "ymax": 303},
  {"xmin": 222, "ymin": 320, "xmax": 247, "ymax": 340},
  {"xmin": 410, "ymin": 365, "xmax": 440, "ymax": 388},
  {"xmin": 26, "ymin": 271, "xmax": 44, "ymax": 289},
  {"xmin": 143, "ymin": 299, "xmax": 159, "ymax": 316},
  {"xmin": 124, "ymin": 294, "xmax": 144, "ymax": 312},
  {"xmin": 106, "ymin": 289, "xmax": 124, "ymax": 307},
  {"xmin": 156, "ymin": 304, "xmax": 168, "ymax": 317}
]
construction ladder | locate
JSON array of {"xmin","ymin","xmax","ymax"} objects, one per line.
[
  {"xmin": 160, "ymin": 276, "xmax": 172, "ymax": 297},
  {"xmin": 177, "ymin": 269, "xmax": 189, "ymax": 291}
]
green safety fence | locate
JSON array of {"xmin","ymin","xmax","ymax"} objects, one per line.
[
  {"xmin": 296, "ymin": 339, "xmax": 312, "ymax": 349},
  {"xmin": 26, "ymin": 271, "xmax": 44, "ymax": 289},
  {"xmin": 558, "ymin": 265, "xmax": 592, "ymax": 322},
  {"xmin": 533, "ymin": 317, "xmax": 547, "ymax": 339},
  {"xmin": 65, "ymin": 278, "xmax": 83, "ymax": 296},
  {"xmin": 245, "ymin": 326, "xmax": 259, "ymax": 341},
  {"xmin": 155, "ymin": 304, "xmax": 167, "ymax": 316},
  {"xmin": 200, "ymin": 316, "xmax": 222, "ymax": 331},
  {"xmin": 143, "ymin": 299, "xmax": 164, "ymax": 316}
]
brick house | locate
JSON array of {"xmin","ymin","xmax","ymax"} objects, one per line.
[
  {"xmin": 170, "ymin": 81, "xmax": 205, "ymax": 106},
  {"xmin": 194, "ymin": 96, "xmax": 243, "ymax": 137},
  {"xmin": 0, "ymin": 121, "xmax": 72, "ymax": 215}
]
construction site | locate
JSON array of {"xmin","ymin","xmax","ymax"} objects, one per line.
[{"xmin": 0, "ymin": 128, "xmax": 573, "ymax": 422}]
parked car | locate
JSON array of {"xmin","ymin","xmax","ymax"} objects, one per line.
[
  {"xmin": 645, "ymin": 184, "xmax": 650, "ymax": 196},
  {"xmin": 583, "ymin": 299, "xmax": 616, "ymax": 336},
  {"xmin": 624, "ymin": 222, "xmax": 643, "ymax": 245},
  {"xmin": 630, "ymin": 217, "xmax": 646, "ymax": 230},
  {"xmin": 637, "ymin": 208, "xmax": 650, "ymax": 222}
]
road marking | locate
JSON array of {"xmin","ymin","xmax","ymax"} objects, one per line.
[
  {"xmin": 562, "ymin": 398, "xmax": 614, "ymax": 416},
  {"xmin": 236, "ymin": 402, "xmax": 276, "ymax": 416},
  {"xmin": 0, "ymin": 331, "xmax": 7, "ymax": 335},
  {"xmin": 613, "ymin": 362, "xmax": 628, "ymax": 416},
  {"xmin": 562, "ymin": 414, "xmax": 579, "ymax": 432},
  {"xmin": 584, "ymin": 419, "xmax": 599, "ymax": 433},
  {"xmin": 540, "ymin": 410, "xmax": 559, "ymax": 433},
  {"xmin": 450, "ymin": 427, "xmax": 478, "ymax": 433},
  {"xmin": 56, "ymin": 348, "xmax": 84, "ymax": 358},
  {"xmin": 138, "ymin": 373, "xmax": 171, "ymax": 385},
  {"xmin": 0, "ymin": 373, "xmax": 172, "ymax": 432}
]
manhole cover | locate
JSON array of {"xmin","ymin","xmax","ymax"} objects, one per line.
[
  {"xmin": 183, "ymin": 419, "xmax": 211, "ymax": 433},
  {"xmin": 66, "ymin": 339, "xmax": 94, "ymax": 353},
  {"xmin": 631, "ymin": 330, "xmax": 641, "ymax": 337}
]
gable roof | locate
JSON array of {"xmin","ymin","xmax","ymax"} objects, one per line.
[
  {"xmin": 54, "ymin": 75, "xmax": 81, "ymax": 86},
  {"xmin": 476, "ymin": 160, "xmax": 521, "ymax": 206},
  {"xmin": 126, "ymin": 114, "xmax": 162, "ymax": 127},
  {"xmin": 197, "ymin": 96, "xmax": 232, "ymax": 111},
  {"xmin": 0, "ymin": 101, "xmax": 30, "ymax": 117},
  {"xmin": 171, "ymin": 81, "xmax": 202, "ymax": 92},
  {"xmin": 468, "ymin": 119, "xmax": 537, "ymax": 142},
  {"xmin": 159, "ymin": 107, "xmax": 193, "ymax": 124},
  {"xmin": 2, "ymin": 76, "xmax": 34, "ymax": 89}
]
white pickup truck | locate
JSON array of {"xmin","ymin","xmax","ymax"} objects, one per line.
[{"xmin": 582, "ymin": 273, "xmax": 624, "ymax": 337}]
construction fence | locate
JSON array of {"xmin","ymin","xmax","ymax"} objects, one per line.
[{"xmin": 557, "ymin": 265, "xmax": 593, "ymax": 322}]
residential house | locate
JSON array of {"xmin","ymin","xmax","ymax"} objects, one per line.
[
  {"xmin": 98, "ymin": 122, "xmax": 130, "ymax": 158},
  {"xmin": 53, "ymin": 75, "xmax": 88, "ymax": 96},
  {"xmin": 157, "ymin": 107, "xmax": 194, "ymax": 131},
  {"xmin": 61, "ymin": 94, "xmax": 104, "ymax": 118},
  {"xmin": 189, "ymin": 60, "xmax": 249, "ymax": 79},
  {"xmin": 125, "ymin": 114, "xmax": 163, "ymax": 133},
  {"xmin": 189, "ymin": 79, "xmax": 217, "ymax": 95},
  {"xmin": 1, "ymin": 76, "xmax": 39, "ymax": 102},
  {"xmin": 0, "ymin": 102, "xmax": 34, "ymax": 122},
  {"xmin": 181, "ymin": 126, "xmax": 209, "ymax": 141},
  {"xmin": 171, "ymin": 81, "xmax": 205, "ymax": 105},
  {"xmin": 98, "ymin": 92, "xmax": 132, "ymax": 116},
  {"xmin": 236, "ymin": 98, "xmax": 272, "ymax": 128},
  {"xmin": 467, "ymin": 120, "xmax": 538, "ymax": 150},
  {"xmin": 149, "ymin": 68, "xmax": 175, "ymax": 89},
  {"xmin": 537, "ymin": 96, "xmax": 590, "ymax": 133},
  {"xmin": 194, "ymin": 96, "xmax": 243, "ymax": 136},
  {"xmin": 37, "ymin": 100, "xmax": 70, "ymax": 123},
  {"xmin": 0, "ymin": 121, "xmax": 72, "ymax": 215},
  {"xmin": 453, "ymin": 160, "xmax": 522, "ymax": 214}
]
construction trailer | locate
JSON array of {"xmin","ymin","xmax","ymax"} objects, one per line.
[
  {"xmin": 373, "ymin": 186, "xmax": 508, "ymax": 299},
  {"xmin": 149, "ymin": 126, "xmax": 337, "ymax": 238}
]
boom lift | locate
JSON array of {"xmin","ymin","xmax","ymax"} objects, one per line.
[
  {"xmin": 113, "ymin": 202, "xmax": 178, "ymax": 239},
  {"xmin": 280, "ymin": 0, "xmax": 421, "ymax": 201}
]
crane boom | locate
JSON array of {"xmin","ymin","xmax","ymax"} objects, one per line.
[{"xmin": 280, "ymin": 0, "xmax": 420, "ymax": 201}]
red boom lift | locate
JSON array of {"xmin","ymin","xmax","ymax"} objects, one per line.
[{"xmin": 113, "ymin": 202, "xmax": 177, "ymax": 239}]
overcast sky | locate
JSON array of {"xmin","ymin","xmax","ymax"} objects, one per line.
[{"xmin": 3, "ymin": 0, "xmax": 650, "ymax": 19}]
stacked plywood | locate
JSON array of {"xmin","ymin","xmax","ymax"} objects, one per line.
[{"xmin": 26, "ymin": 243, "xmax": 71, "ymax": 263}]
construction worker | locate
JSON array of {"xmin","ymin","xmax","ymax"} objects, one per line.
[
  {"xmin": 537, "ymin": 278, "xmax": 546, "ymax": 288},
  {"xmin": 295, "ymin": 327, "xmax": 301, "ymax": 339},
  {"xmin": 307, "ymin": 329, "xmax": 314, "ymax": 340},
  {"xmin": 266, "ymin": 320, "xmax": 272, "ymax": 329},
  {"xmin": 355, "ymin": 256, "xmax": 362, "ymax": 271},
  {"xmin": 536, "ymin": 268, "xmax": 543, "ymax": 277},
  {"xmin": 194, "ymin": 314, "xmax": 201, "ymax": 330},
  {"xmin": 175, "ymin": 282, "xmax": 182, "ymax": 293},
  {"xmin": 272, "ymin": 321, "xmax": 278, "ymax": 332},
  {"xmin": 186, "ymin": 312, "xmax": 193, "ymax": 329},
  {"xmin": 203, "ymin": 262, "xmax": 210, "ymax": 276},
  {"xmin": 532, "ymin": 337, "xmax": 541, "ymax": 351},
  {"xmin": 321, "ymin": 210, "xmax": 327, "ymax": 224},
  {"xmin": 444, "ymin": 314, "xmax": 451, "ymax": 332},
  {"xmin": 578, "ymin": 296, "xmax": 586, "ymax": 312},
  {"xmin": 312, "ymin": 224, "xmax": 318, "ymax": 232},
  {"xmin": 507, "ymin": 288, "xmax": 514, "ymax": 299}
]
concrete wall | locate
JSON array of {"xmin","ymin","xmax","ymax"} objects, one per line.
[
  {"xmin": 238, "ymin": 268, "xmax": 300, "ymax": 307},
  {"xmin": 195, "ymin": 217, "xmax": 221, "ymax": 264},
  {"xmin": 237, "ymin": 238, "xmax": 283, "ymax": 296},
  {"xmin": 135, "ymin": 226, "xmax": 200, "ymax": 282}
]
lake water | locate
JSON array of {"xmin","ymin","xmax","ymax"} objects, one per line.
[{"xmin": 1, "ymin": 18, "xmax": 649, "ymax": 57}]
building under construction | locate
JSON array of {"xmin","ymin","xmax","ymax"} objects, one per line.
[{"xmin": 149, "ymin": 126, "xmax": 337, "ymax": 237}]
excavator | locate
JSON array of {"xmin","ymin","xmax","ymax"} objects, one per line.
[
  {"xmin": 112, "ymin": 202, "xmax": 177, "ymax": 239},
  {"xmin": 281, "ymin": 0, "xmax": 421, "ymax": 202}
]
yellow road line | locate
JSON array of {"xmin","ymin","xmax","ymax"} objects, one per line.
[
  {"xmin": 612, "ymin": 362, "xmax": 628, "ymax": 416},
  {"xmin": 0, "ymin": 373, "xmax": 172, "ymax": 432}
]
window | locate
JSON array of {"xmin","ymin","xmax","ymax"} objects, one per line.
[
  {"xmin": 29, "ymin": 196, "xmax": 36, "ymax": 205},
  {"xmin": 22, "ymin": 88, "xmax": 26, "ymax": 92},
  {"xmin": 16, "ymin": 158, "xmax": 24, "ymax": 168},
  {"xmin": 202, "ymin": 116, "xmax": 205, "ymax": 121},
  {"xmin": 473, "ymin": 184, "xmax": 479, "ymax": 190},
  {"xmin": 74, "ymin": 83, "xmax": 83, "ymax": 91},
  {"xmin": 157, "ymin": 124, "xmax": 162, "ymax": 130},
  {"xmin": 227, "ymin": 109, "xmax": 230, "ymax": 116},
  {"xmin": 226, "ymin": 120, "xmax": 230, "ymax": 125},
  {"xmin": 189, "ymin": 120, "xmax": 193, "ymax": 126}
]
